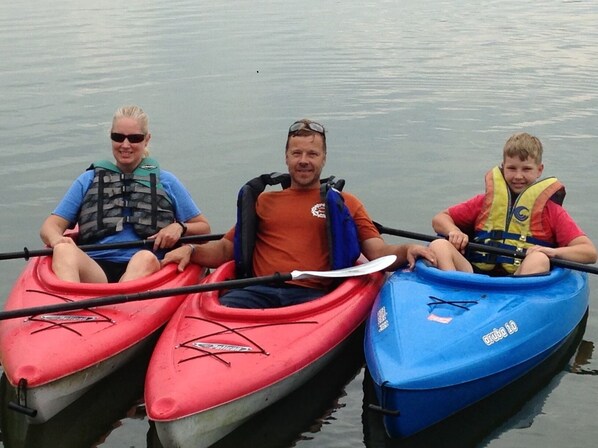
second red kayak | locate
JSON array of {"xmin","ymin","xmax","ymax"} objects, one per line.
[{"xmin": 145, "ymin": 260, "xmax": 385, "ymax": 448}]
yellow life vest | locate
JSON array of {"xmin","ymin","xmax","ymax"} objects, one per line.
[{"xmin": 471, "ymin": 166, "xmax": 565, "ymax": 273}]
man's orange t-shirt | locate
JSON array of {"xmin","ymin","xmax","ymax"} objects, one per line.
[{"xmin": 225, "ymin": 187, "xmax": 380, "ymax": 289}]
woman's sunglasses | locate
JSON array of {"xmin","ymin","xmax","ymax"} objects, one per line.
[{"xmin": 110, "ymin": 132, "xmax": 146, "ymax": 143}]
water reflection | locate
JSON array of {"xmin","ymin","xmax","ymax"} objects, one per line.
[
  {"xmin": 0, "ymin": 324, "xmax": 590, "ymax": 447},
  {"xmin": 568, "ymin": 340, "xmax": 597, "ymax": 376},
  {"xmin": 147, "ymin": 331, "xmax": 365, "ymax": 448},
  {"xmin": 1, "ymin": 1, "xmax": 598, "ymax": 447},
  {"xmin": 0, "ymin": 328, "xmax": 366, "ymax": 448},
  {"xmin": 0, "ymin": 343, "xmax": 150, "ymax": 448}
]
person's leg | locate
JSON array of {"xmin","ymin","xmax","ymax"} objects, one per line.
[
  {"xmin": 52, "ymin": 243, "xmax": 108, "ymax": 283},
  {"xmin": 220, "ymin": 285, "xmax": 324, "ymax": 309},
  {"xmin": 220, "ymin": 285, "xmax": 280, "ymax": 308},
  {"xmin": 515, "ymin": 251, "xmax": 550, "ymax": 275},
  {"xmin": 428, "ymin": 239, "xmax": 473, "ymax": 272},
  {"xmin": 277, "ymin": 286, "xmax": 324, "ymax": 306},
  {"xmin": 120, "ymin": 250, "xmax": 161, "ymax": 282}
]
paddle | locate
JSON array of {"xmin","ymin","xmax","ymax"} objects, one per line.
[
  {"xmin": 374, "ymin": 222, "xmax": 598, "ymax": 275},
  {"xmin": 0, "ymin": 233, "xmax": 225, "ymax": 261},
  {"xmin": 0, "ymin": 255, "xmax": 396, "ymax": 321}
]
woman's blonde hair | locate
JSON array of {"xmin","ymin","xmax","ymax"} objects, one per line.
[{"xmin": 112, "ymin": 105, "xmax": 150, "ymax": 156}]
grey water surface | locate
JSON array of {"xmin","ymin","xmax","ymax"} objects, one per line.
[{"xmin": 1, "ymin": 1, "xmax": 597, "ymax": 447}]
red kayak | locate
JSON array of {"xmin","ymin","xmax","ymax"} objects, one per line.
[
  {"xmin": 0, "ymin": 255, "xmax": 206, "ymax": 423},
  {"xmin": 145, "ymin": 260, "xmax": 385, "ymax": 448}
]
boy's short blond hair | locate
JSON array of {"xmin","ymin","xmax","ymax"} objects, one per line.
[{"xmin": 503, "ymin": 132, "xmax": 543, "ymax": 164}]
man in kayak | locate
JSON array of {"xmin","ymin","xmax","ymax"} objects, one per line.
[
  {"xmin": 40, "ymin": 105, "xmax": 211, "ymax": 283},
  {"xmin": 162, "ymin": 118, "xmax": 435, "ymax": 308},
  {"xmin": 428, "ymin": 132, "xmax": 596, "ymax": 275}
]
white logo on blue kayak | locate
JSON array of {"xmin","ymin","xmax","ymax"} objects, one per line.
[
  {"xmin": 39, "ymin": 315, "xmax": 101, "ymax": 322},
  {"xmin": 377, "ymin": 306, "xmax": 389, "ymax": 332},
  {"xmin": 482, "ymin": 320, "xmax": 518, "ymax": 346},
  {"xmin": 192, "ymin": 342, "xmax": 252, "ymax": 352}
]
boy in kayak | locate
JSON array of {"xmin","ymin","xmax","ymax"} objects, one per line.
[
  {"xmin": 428, "ymin": 132, "xmax": 596, "ymax": 275},
  {"xmin": 162, "ymin": 119, "xmax": 435, "ymax": 308},
  {"xmin": 40, "ymin": 105, "xmax": 211, "ymax": 283}
]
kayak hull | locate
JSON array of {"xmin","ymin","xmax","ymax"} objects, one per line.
[
  {"xmin": 145, "ymin": 260, "xmax": 385, "ymax": 448},
  {"xmin": 0, "ymin": 256, "xmax": 205, "ymax": 423},
  {"xmin": 364, "ymin": 260, "xmax": 589, "ymax": 438}
]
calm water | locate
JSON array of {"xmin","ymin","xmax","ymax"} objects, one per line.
[{"xmin": 1, "ymin": 0, "xmax": 597, "ymax": 446}]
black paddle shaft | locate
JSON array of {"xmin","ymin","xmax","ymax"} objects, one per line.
[
  {"xmin": 0, "ymin": 272, "xmax": 292, "ymax": 321},
  {"xmin": 374, "ymin": 223, "xmax": 598, "ymax": 275},
  {"xmin": 0, "ymin": 233, "xmax": 224, "ymax": 261}
]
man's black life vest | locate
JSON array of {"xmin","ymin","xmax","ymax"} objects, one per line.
[{"xmin": 233, "ymin": 172, "xmax": 360, "ymax": 278}]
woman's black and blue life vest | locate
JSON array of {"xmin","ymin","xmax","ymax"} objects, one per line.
[
  {"xmin": 77, "ymin": 158, "xmax": 175, "ymax": 244},
  {"xmin": 233, "ymin": 173, "xmax": 361, "ymax": 278},
  {"xmin": 470, "ymin": 166, "xmax": 566, "ymax": 273}
]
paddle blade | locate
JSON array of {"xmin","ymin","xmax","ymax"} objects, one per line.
[{"xmin": 291, "ymin": 255, "xmax": 396, "ymax": 280}]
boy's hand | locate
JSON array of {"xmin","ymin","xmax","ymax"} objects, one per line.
[
  {"xmin": 525, "ymin": 245, "xmax": 556, "ymax": 258},
  {"xmin": 446, "ymin": 230, "xmax": 469, "ymax": 253}
]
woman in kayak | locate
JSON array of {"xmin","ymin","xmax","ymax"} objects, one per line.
[{"xmin": 40, "ymin": 105, "xmax": 210, "ymax": 283}]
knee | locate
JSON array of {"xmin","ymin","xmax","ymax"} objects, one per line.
[
  {"xmin": 127, "ymin": 250, "xmax": 160, "ymax": 272},
  {"xmin": 429, "ymin": 239, "xmax": 453, "ymax": 254},
  {"xmin": 52, "ymin": 243, "xmax": 77, "ymax": 257},
  {"xmin": 526, "ymin": 251, "xmax": 550, "ymax": 265},
  {"xmin": 51, "ymin": 243, "xmax": 79, "ymax": 267},
  {"xmin": 518, "ymin": 251, "xmax": 550, "ymax": 275},
  {"xmin": 130, "ymin": 249, "xmax": 157, "ymax": 261},
  {"xmin": 120, "ymin": 250, "xmax": 160, "ymax": 282}
]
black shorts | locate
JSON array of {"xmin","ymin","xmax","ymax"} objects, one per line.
[{"xmin": 96, "ymin": 260, "xmax": 128, "ymax": 283}]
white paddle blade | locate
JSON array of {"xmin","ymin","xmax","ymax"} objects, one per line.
[{"xmin": 291, "ymin": 255, "xmax": 397, "ymax": 280}]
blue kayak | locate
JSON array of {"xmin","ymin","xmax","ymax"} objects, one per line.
[{"xmin": 364, "ymin": 260, "xmax": 589, "ymax": 439}]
